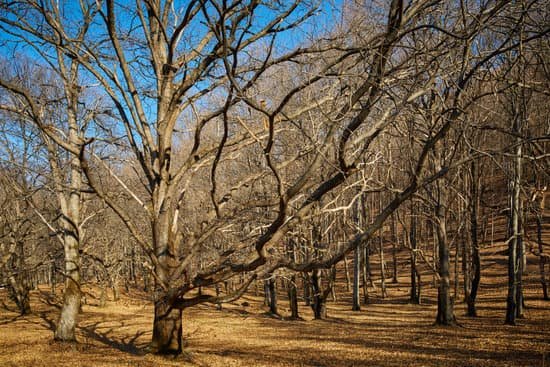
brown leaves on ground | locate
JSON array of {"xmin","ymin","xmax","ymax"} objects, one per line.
[{"xmin": 1, "ymin": 245, "xmax": 549, "ymax": 367}]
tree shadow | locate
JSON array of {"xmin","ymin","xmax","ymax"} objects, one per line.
[
  {"xmin": 0, "ymin": 313, "xmax": 24, "ymax": 325},
  {"xmin": 80, "ymin": 321, "xmax": 147, "ymax": 355},
  {"xmin": 37, "ymin": 311, "xmax": 56, "ymax": 331},
  {"xmin": 37, "ymin": 290, "xmax": 61, "ymax": 309}
]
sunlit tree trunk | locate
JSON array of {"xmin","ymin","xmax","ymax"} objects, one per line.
[
  {"xmin": 54, "ymin": 123, "xmax": 82, "ymax": 342},
  {"xmin": 435, "ymin": 201, "xmax": 455, "ymax": 325}
]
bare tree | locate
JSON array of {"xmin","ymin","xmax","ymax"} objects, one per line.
[{"xmin": 1, "ymin": 0, "xmax": 547, "ymax": 354}]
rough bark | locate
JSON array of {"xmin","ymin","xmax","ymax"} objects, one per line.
[
  {"xmin": 7, "ymin": 240, "xmax": 31, "ymax": 315},
  {"xmin": 435, "ymin": 204, "xmax": 455, "ymax": 326},
  {"xmin": 150, "ymin": 301, "xmax": 183, "ymax": 355},
  {"xmin": 311, "ymin": 269, "xmax": 327, "ymax": 319},
  {"xmin": 7, "ymin": 273, "xmax": 30, "ymax": 315},
  {"xmin": 268, "ymin": 276, "xmax": 278, "ymax": 315},
  {"xmin": 288, "ymin": 275, "xmax": 300, "ymax": 319},
  {"xmin": 54, "ymin": 217, "xmax": 81, "ymax": 341}
]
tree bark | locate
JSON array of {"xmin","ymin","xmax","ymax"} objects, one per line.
[
  {"xmin": 410, "ymin": 202, "xmax": 420, "ymax": 304},
  {"xmin": 536, "ymin": 213, "xmax": 548, "ymax": 300},
  {"xmin": 391, "ymin": 213, "xmax": 399, "ymax": 283},
  {"xmin": 379, "ymin": 234, "xmax": 387, "ymax": 298},
  {"xmin": 352, "ymin": 245, "xmax": 361, "ymax": 311},
  {"xmin": 505, "ymin": 111, "xmax": 523, "ymax": 325},
  {"xmin": 311, "ymin": 269, "xmax": 327, "ymax": 319},
  {"xmin": 435, "ymin": 203, "xmax": 455, "ymax": 326},
  {"xmin": 288, "ymin": 275, "xmax": 300, "ymax": 319},
  {"xmin": 343, "ymin": 254, "xmax": 351, "ymax": 292},
  {"xmin": 466, "ymin": 160, "xmax": 481, "ymax": 317},
  {"xmin": 150, "ymin": 301, "xmax": 183, "ymax": 355},
  {"xmin": 363, "ymin": 242, "xmax": 373, "ymax": 304},
  {"xmin": 7, "ymin": 240, "xmax": 30, "ymax": 315},
  {"xmin": 268, "ymin": 276, "xmax": 278, "ymax": 315},
  {"xmin": 54, "ymin": 231, "xmax": 81, "ymax": 341}
]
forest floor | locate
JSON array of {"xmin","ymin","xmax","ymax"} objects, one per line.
[{"xmin": 1, "ymin": 242, "xmax": 549, "ymax": 367}]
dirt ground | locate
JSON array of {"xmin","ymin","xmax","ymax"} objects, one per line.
[{"xmin": 1, "ymin": 243, "xmax": 549, "ymax": 367}]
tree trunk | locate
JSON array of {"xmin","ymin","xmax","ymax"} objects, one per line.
[
  {"xmin": 7, "ymin": 241, "xmax": 30, "ymax": 315},
  {"xmin": 150, "ymin": 301, "xmax": 183, "ymax": 355},
  {"xmin": 99, "ymin": 285, "xmax": 107, "ymax": 308},
  {"xmin": 288, "ymin": 275, "xmax": 300, "ymax": 319},
  {"xmin": 52, "ymin": 133, "xmax": 82, "ymax": 342},
  {"xmin": 410, "ymin": 203, "xmax": 419, "ymax": 304},
  {"xmin": 303, "ymin": 273, "xmax": 311, "ymax": 306},
  {"xmin": 54, "ymin": 234, "xmax": 81, "ymax": 342},
  {"xmin": 391, "ymin": 213, "xmax": 398, "ymax": 283},
  {"xmin": 378, "ymin": 195, "xmax": 387, "ymax": 298},
  {"xmin": 352, "ymin": 245, "xmax": 361, "ymax": 311},
  {"xmin": 268, "ymin": 276, "xmax": 278, "ymax": 315},
  {"xmin": 363, "ymin": 242, "xmax": 373, "ymax": 304},
  {"xmin": 506, "ymin": 128, "xmax": 523, "ymax": 324},
  {"xmin": 215, "ymin": 283, "xmax": 222, "ymax": 310},
  {"xmin": 536, "ymin": 213, "xmax": 549, "ymax": 300},
  {"xmin": 50, "ymin": 263, "xmax": 56, "ymax": 296},
  {"xmin": 454, "ymin": 237, "xmax": 460, "ymax": 301},
  {"xmin": 466, "ymin": 160, "xmax": 481, "ymax": 317},
  {"xmin": 516, "ymin": 229, "xmax": 524, "ymax": 318},
  {"xmin": 343, "ymin": 254, "xmax": 351, "ymax": 292},
  {"xmin": 7, "ymin": 274, "xmax": 30, "ymax": 315},
  {"xmin": 435, "ymin": 204, "xmax": 455, "ymax": 326},
  {"xmin": 311, "ymin": 269, "xmax": 327, "ymax": 319},
  {"xmin": 379, "ymin": 234, "xmax": 387, "ymax": 298}
]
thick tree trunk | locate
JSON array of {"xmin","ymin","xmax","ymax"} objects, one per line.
[
  {"xmin": 268, "ymin": 276, "xmax": 278, "ymax": 315},
  {"xmin": 311, "ymin": 269, "xmax": 327, "ymax": 319},
  {"xmin": 52, "ymin": 132, "xmax": 82, "ymax": 342},
  {"xmin": 150, "ymin": 301, "xmax": 183, "ymax": 355},
  {"xmin": 288, "ymin": 275, "xmax": 300, "ymax": 319},
  {"xmin": 8, "ymin": 274, "xmax": 30, "ymax": 315},
  {"xmin": 7, "ymin": 241, "xmax": 30, "ymax": 315},
  {"xmin": 54, "ymin": 234, "xmax": 81, "ymax": 342},
  {"xmin": 435, "ymin": 205, "xmax": 455, "ymax": 326}
]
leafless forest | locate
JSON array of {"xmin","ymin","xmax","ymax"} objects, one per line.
[{"xmin": 0, "ymin": 0, "xmax": 549, "ymax": 365}]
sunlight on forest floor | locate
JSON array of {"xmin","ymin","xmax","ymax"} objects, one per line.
[{"xmin": 1, "ymin": 242, "xmax": 549, "ymax": 367}]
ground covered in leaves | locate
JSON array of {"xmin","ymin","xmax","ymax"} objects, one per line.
[{"xmin": 1, "ymin": 244, "xmax": 549, "ymax": 367}]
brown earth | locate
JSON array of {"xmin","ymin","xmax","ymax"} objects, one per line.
[{"xmin": 1, "ymin": 242, "xmax": 549, "ymax": 367}]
